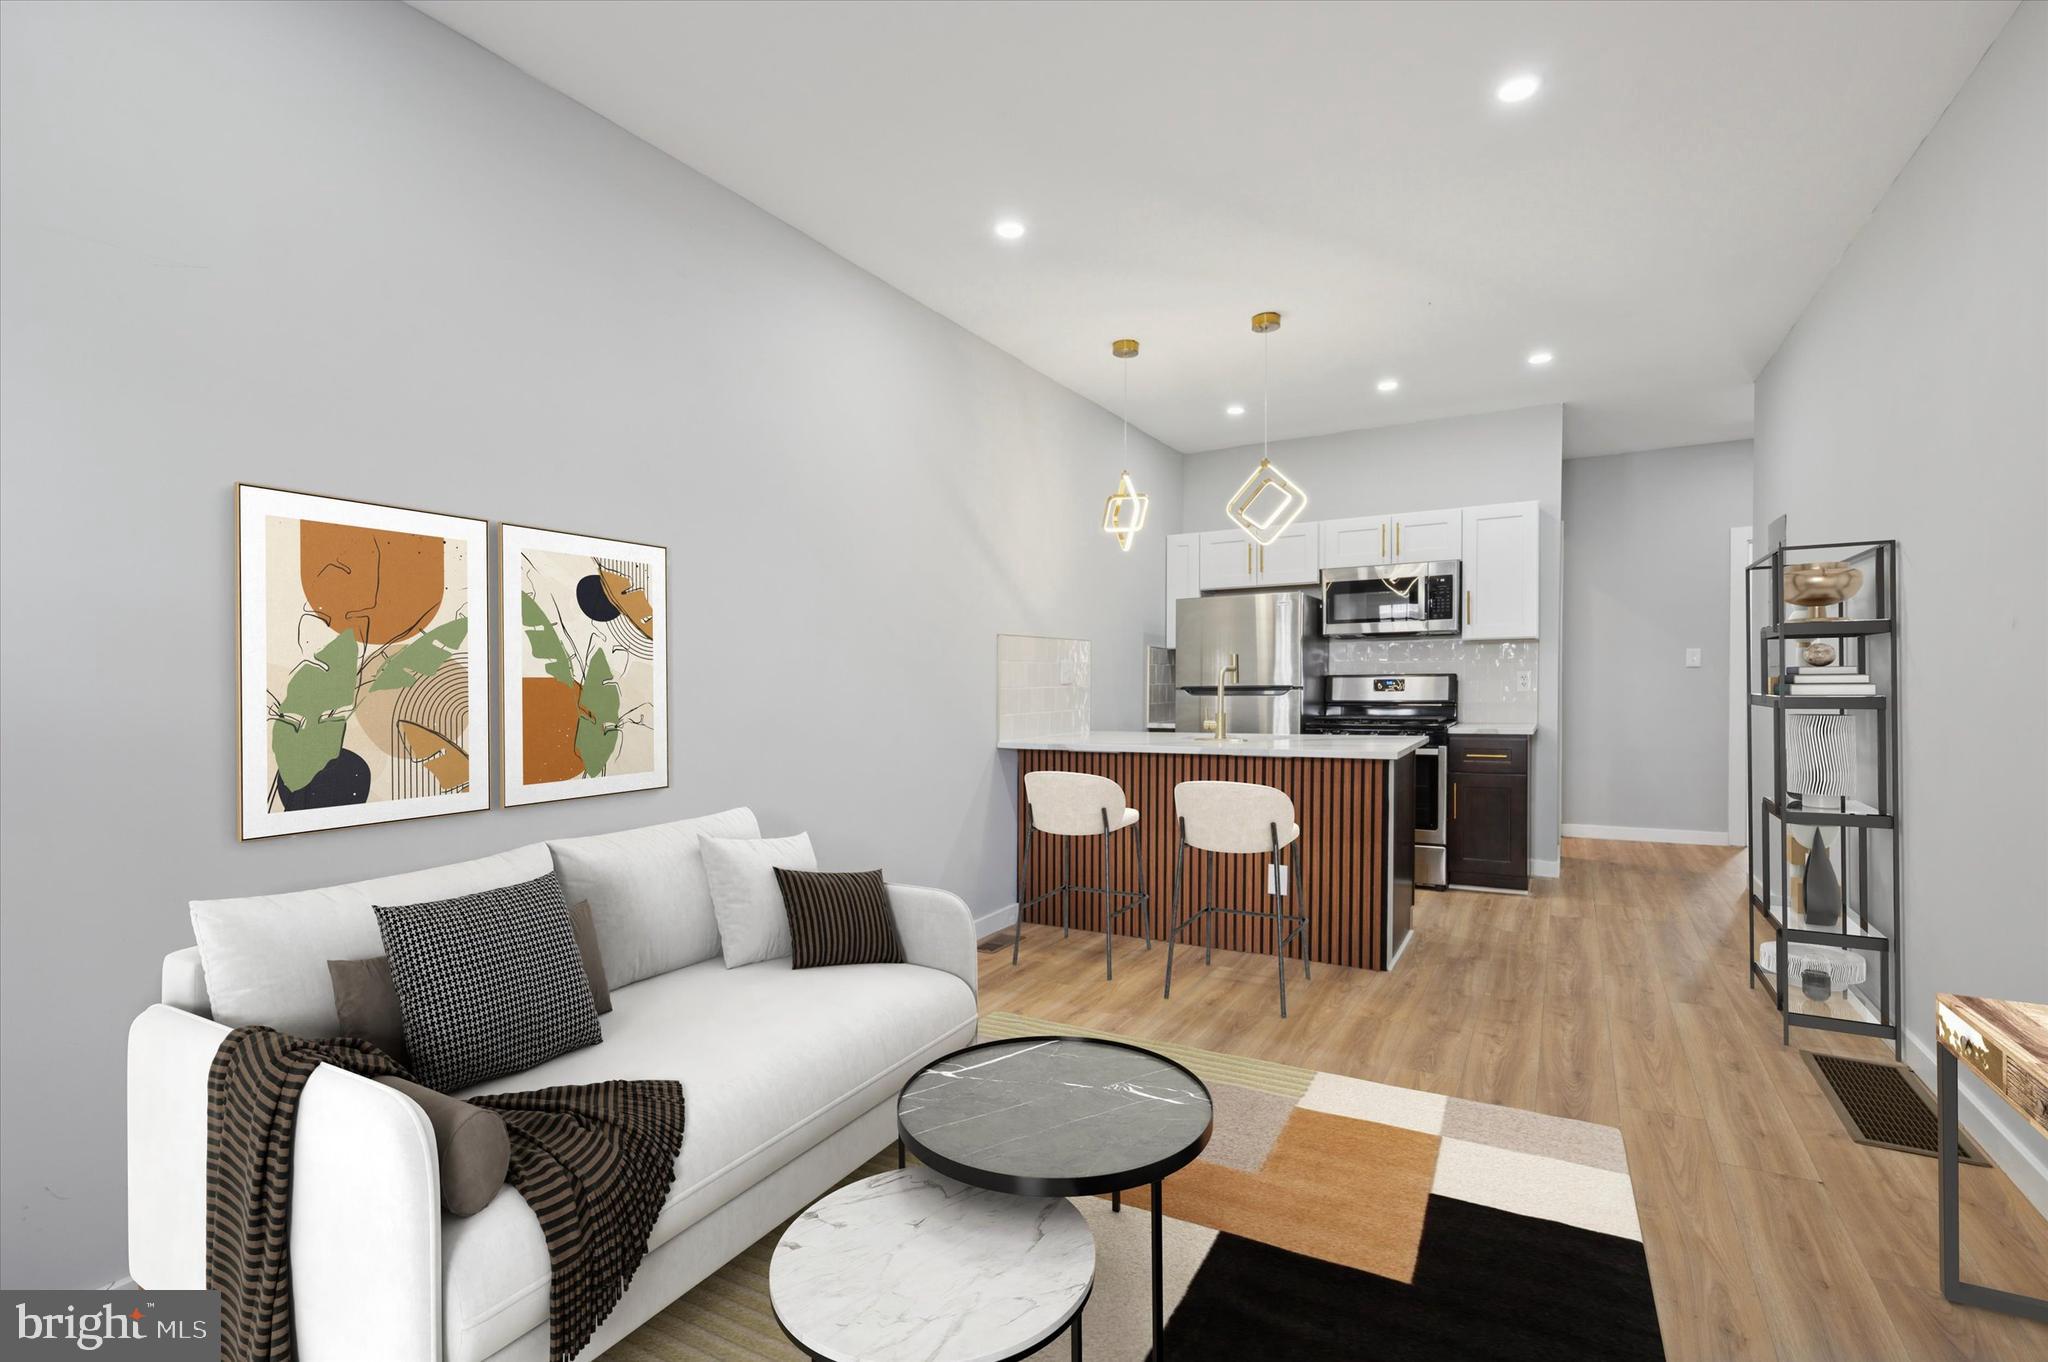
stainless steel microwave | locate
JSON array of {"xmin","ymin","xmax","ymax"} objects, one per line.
[{"xmin": 1320, "ymin": 561, "xmax": 1462, "ymax": 637}]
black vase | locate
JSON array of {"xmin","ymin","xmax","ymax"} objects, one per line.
[{"xmin": 1804, "ymin": 837, "xmax": 1842, "ymax": 927}]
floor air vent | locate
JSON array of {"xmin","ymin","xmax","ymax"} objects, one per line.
[{"xmin": 1804, "ymin": 1052, "xmax": 1987, "ymax": 1164}]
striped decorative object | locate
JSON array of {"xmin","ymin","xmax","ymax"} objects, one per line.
[
  {"xmin": 1017, "ymin": 750, "xmax": 1390, "ymax": 970},
  {"xmin": 773, "ymin": 868, "xmax": 905, "ymax": 969},
  {"xmin": 1787, "ymin": 711, "xmax": 1855, "ymax": 799}
]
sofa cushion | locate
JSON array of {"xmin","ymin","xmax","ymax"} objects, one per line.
[
  {"xmin": 702, "ymin": 832, "xmax": 815, "ymax": 967},
  {"xmin": 438, "ymin": 955, "xmax": 976, "ymax": 1362},
  {"xmin": 191, "ymin": 843, "xmax": 553, "ymax": 1034},
  {"xmin": 376, "ymin": 871, "xmax": 603, "ymax": 1092},
  {"xmin": 547, "ymin": 807, "xmax": 759, "ymax": 988},
  {"xmin": 777, "ymin": 868, "xmax": 905, "ymax": 969}
]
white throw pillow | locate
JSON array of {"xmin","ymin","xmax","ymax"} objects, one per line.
[
  {"xmin": 548, "ymin": 807, "xmax": 760, "ymax": 988},
  {"xmin": 191, "ymin": 843, "xmax": 554, "ymax": 1035},
  {"xmin": 702, "ymin": 832, "xmax": 817, "ymax": 967}
]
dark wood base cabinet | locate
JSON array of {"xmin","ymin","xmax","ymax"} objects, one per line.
[{"xmin": 1447, "ymin": 734, "xmax": 1531, "ymax": 891}]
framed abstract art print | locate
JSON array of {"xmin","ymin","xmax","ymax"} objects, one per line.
[
  {"xmin": 237, "ymin": 485, "xmax": 490, "ymax": 839},
  {"xmin": 500, "ymin": 523, "xmax": 668, "ymax": 806}
]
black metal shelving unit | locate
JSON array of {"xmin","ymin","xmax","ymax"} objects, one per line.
[{"xmin": 1744, "ymin": 540, "xmax": 1902, "ymax": 1057}]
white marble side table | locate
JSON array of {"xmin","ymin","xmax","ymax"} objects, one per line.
[{"xmin": 770, "ymin": 1167, "xmax": 1095, "ymax": 1362}]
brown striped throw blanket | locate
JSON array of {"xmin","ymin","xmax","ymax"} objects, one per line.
[{"xmin": 207, "ymin": 1028, "xmax": 684, "ymax": 1362}]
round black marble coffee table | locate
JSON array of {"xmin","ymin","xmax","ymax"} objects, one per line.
[{"xmin": 896, "ymin": 1036, "xmax": 1214, "ymax": 1361}]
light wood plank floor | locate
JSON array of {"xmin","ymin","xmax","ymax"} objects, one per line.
[{"xmin": 978, "ymin": 838, "xmax": 2048, "ymax": 1362}]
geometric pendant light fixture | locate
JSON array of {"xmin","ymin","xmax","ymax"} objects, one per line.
[
  {"xmin": 1100, "ymin": 337, "xmax": 1149, "ymax": 552},
  {"xmin": 1226, "ymin": 310, "xmax": 1309, "ymax": 546}
]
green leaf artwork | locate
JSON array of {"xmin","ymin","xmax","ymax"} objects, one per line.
[
  {"xmin": 574, "ymin": 647, "xmax": 620, "ymax": 778},
  {"xmin": 366, "ymin": 617, "xmax": 468, "ymax": 693},
  {"xmin": 521, "ymin": 592, "xmax": 577, "ymax": 686},
  {"xmin": 271, "ymin": 629, "xmax": 360, "ymax": 792}
]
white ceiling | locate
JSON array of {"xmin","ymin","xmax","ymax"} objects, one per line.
[{"xmin": 413, "ymin": 0, "xmax": 2013, "ymax": 455}]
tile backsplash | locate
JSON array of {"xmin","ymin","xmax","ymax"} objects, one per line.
[
  {"xmin": 997, "ymin": 635, "xmax": 1091, "ymax": 741},
  {"xmin": 1326, "ymin": 638, "xmax": 1540, "ymax": 724}
]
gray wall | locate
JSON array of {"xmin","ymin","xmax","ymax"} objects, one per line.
[
  {"xmin": 1181, "ymin": 406, "xmax": 1567, "ymax": 869},
  {"xmin": 1754, "ymin": 1, "xmax": 2045, "ymax": 1204},
  {"xmin": 1562, "ymin": 442, "xmax": 1753, "ymax": 835},
  {"xmin": 0, "ymin": 0, "xmax": 1181, "ymax": 1286}
]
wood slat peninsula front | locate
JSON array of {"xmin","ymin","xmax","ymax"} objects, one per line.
[{"xmin": 1006, "ymin": 733, "xmax": 1418, "ymax": 970}]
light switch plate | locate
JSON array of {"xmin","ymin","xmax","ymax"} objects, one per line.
[{"xmin": 1685, "ymin": 648, "xmax": 1702, "ymax": 668}]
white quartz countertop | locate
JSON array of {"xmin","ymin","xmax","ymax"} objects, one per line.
[
  {"xmin": 999, "ymin": 730, "xmax": 1427, "ymax": 760},
  {"xmin": 1448, "ymin": 723, "xmax": 1537, "ymax": 737}
]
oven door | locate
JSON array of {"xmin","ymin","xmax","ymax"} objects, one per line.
[{"xmin": 1321, "ymin": 563, "xmax": 1461, "ymax": 637}]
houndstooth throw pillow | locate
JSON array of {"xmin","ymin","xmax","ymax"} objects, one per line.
[{"xmin": 375, "ymin": 871, "xmax": 602, "ymax": 1092}]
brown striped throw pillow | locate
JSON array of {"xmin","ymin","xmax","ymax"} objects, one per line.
[{"xmin": 773, "ymin": 868, "xmax": 905, "ymax": 969}]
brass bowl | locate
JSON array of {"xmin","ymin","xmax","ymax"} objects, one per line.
[{"xmin": 1783, "ymin": 561, "xmax": 1864, "ymax": 619}]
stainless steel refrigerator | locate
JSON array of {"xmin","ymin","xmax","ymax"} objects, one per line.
[{"xmin": 1173, "ymin": 591, "xmax": 1326, "ymax": 735}]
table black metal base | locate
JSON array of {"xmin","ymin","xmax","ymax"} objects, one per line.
[{"xmin": 1939, "ymin": 1048, "xmax": 2048, "ymax": 1323}]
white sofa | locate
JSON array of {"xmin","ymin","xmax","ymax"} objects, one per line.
[{"xmin": 127, "ymin": 809, "xmax": 979, "ymax": 1362}]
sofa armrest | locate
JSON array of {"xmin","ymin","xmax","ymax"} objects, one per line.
[
  {"xmin": 292, "ymin": 1065, "xmax": 442, "ymax": 1362},
  {"xmin": 162, "ymin": 946, "xmax": 211, "ymax": 1015},
  {"xmin": 128, "ymin": 1004, "xmax": 443, "ymax": 1361},
  {"xmin": 129, "ymin": 1004, "xmax": 230, "ymax": 1288},
  {"xmin": 886, "ymin": 883, "xmax": 979, "ymax": 999}
]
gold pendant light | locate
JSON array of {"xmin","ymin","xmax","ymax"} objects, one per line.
[
  {"xmin": 1100, "ymin": 338, "xmax": 1148, "ymax": 551},
  {"xmin": 1226, "ymin": 311, "xmax": 1308, "ymax": 546}
]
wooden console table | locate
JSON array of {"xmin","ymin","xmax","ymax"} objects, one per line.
[{"xmin": 1934, "ymin": 994, "xmax": 2048, "ymax": 1322}]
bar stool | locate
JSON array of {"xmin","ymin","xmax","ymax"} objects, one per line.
[
  {"xmin": 1164, "ymin": 780, "xmax": 1310, "ymax": 1018},
  {"xmin": 1015, "ymin": 771, "xmax": 1153, "ymax": 978}
]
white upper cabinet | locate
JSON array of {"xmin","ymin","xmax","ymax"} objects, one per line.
[
  {"xmin": 1320, "ymin": 515, "xmax": 1392, "ymax": 568},
  {"xmin": 1388, "ymin": 508, "xmax": 1463, "ymax": 564},
  {"xmin": 1460, "ymin": 500, "xmax": 1540, "ymax": 640},
  {"xmin": 1256, "ymin": 522, "xmax": 1321, "ymax": 585},
  {"xmin": 1197, "ymin": 529, "xmax": 1259, "ymax": 591},
  {"xmin": 1164, "ymin": 533, "xmax": 1200, "ymax": 647}
]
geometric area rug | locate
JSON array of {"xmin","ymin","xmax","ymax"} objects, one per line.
[{"xmin": 609, "ymin": 1012, "xmax": 1664, "ymax": 1361}]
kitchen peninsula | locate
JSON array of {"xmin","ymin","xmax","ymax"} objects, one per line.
[{"xmin": 1000, "ymin": 731, "xmax": 1420, "ymax": 970}]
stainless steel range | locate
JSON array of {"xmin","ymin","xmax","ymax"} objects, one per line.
[{"xmin": 1304, "ymin": 673, "xmax": 1456, "ymax": 890}]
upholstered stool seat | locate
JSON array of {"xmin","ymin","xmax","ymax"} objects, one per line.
[
  {"xmin": 1164, "ymin": 780, "xmax": 1310, "ymax": 1017},
  {"xmin": 1015, "ymin": 771, "xmax": 1153, "ymax": 978}
]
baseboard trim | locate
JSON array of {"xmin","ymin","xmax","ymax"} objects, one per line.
[
  {"xmin": 1901, "ymin": 1026, "xmax": 2048, "ymax": 1220},
  {"xmin": 1562, "ymin": 823, "xmax": 1735, "ymax": 846},
  {"xmin": 975, "ymin": 903, "xmax": 1018, "ymax": 942},
  {"xmin": 1531, "ymin": 858, "xmax": 1560, "ymax": 878}
]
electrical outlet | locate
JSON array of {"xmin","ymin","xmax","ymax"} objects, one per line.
[
  {"xmin": 1685, "ymin": 648, "xmax": 1702, "ymax": 668},
  {"xmin": 1267, "ymin": 864, "xmax": 1289, "ymax": 896},
  {"xmin": 1516, "ymin": 670, "xmax": 1533, "ymax": 693}
]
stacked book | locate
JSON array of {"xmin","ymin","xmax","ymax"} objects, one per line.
[{"xmin": 1786, "ymin": 667, "xmax": 1876, "ymax": 697}]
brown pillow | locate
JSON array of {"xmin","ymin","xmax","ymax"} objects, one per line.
[
  {"xmin": 373, "ymin": 1076, "xmax": 510, "ymax": 1217},
  {"xmin": 328, "ymin": 899, "xmax": 612, "ymax": 1065},
  {"xmin": 773, "ymin": 868, "xmax": 905, "ymax": 969}
]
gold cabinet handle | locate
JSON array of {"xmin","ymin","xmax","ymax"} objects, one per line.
[
  {"xmin": 1466, "ymin": 752, "xmax": 1510, "ymax": 760},
  {"xmin": 1395, "ymin": 522, "xmax": 1402, "ymax": 557},
  {"xmin": 1246, "ymin": 543, "xmax": 1253, "ymax": 575},
  {"xmin": 1259, "ymin": 545, "xmax": 1265, "ymax": 574},
  {"xmin": 1465, "ymin": 588, "xmax": 1473, "ymax": 624},
  {"xmin": 1380, "ymin": 522, "xmax": 1387, "ymax": 557},
  {"xmin": 1452, "ymin": 783, "xmax": 1458, "ymax": 819}
]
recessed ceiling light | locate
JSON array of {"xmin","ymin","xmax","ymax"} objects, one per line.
[
  {"xmin": 1496, "ymin": 73, "xmax": 1541, "ymax": 104},
  {"xmin": 993, "ymin": 219, "xmax": 1026, "ymax": 240},
  {"xmin": 1376, "ymin": 378, "xmax": 1400, "ymax": 393},
  {"xmin": 1527, "ymin": 350, "xmax": 1554, "ymax": 367},
  {"xmin": 1226, "ymin": 403, "xmax": 1246, "ymax": 416}
]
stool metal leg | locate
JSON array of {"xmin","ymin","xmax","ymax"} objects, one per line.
[
  {"xmin": 1137, "ymin": 829, "xmax": 1153, "ymax": 949},
  {"xmin": 1203, "ymin": 851, "xmax": 1214, "ymax": 966},
  {"xmin": 1060, "ymin": 838, "xmax": 1072, "ymax": 937},
  {"xmin": 1164, "ymin": 830, "xmax": 1185, "ymax": 999},
  {"xmin": 1013, "ymin": 816, "xmax": 1033, "ymax": 967},
  {"xmin": 1296, "ymin": 838, "xmax": 1310, "ymax": 981},
  {"xmin": 1270, "ymin": 824, "xmax": 1287, "ymax": 1019},
  {"xmin": 1101, "ymin": 810, "xmax": 1115, "ymax": 980}
]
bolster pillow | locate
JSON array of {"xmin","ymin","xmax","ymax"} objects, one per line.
[{"xmin": 374, "ymin": 1076, "xmax": 511, "ymax": 1217}]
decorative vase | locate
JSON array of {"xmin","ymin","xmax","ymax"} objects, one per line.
[
  {"xmin": 1801, "ymin": 641, "xmax": 1837, "ymax": 668},
  {"xmin": 1803, "ymin": 834, "xmax": 1842, "ymax": 928},
  {"xmin": 1783, "ymin": 561, "xmax": 1865, "ymax": 621},
  {"xmin": 1801, "ymin": 967, "xmax": 1834, "ymax": 1002}
]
